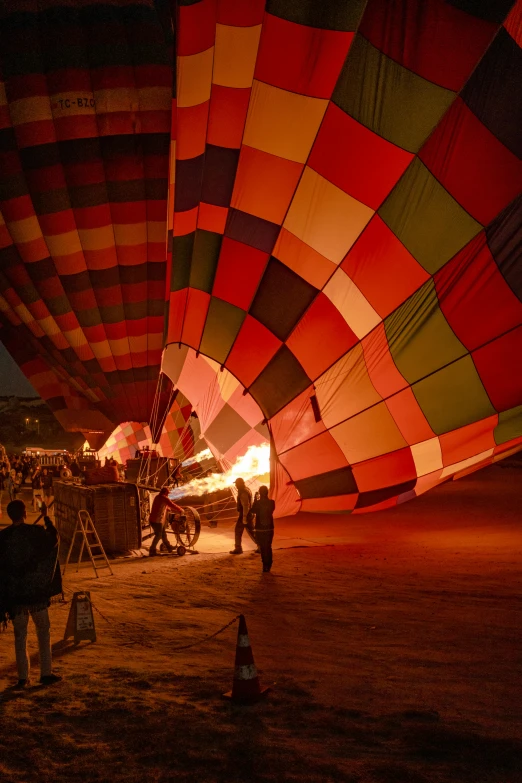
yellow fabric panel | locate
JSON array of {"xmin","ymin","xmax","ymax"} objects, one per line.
[
  {"xmin": 213, "ymin": 23, "xmax": 262, "ymax": 88},
  {"xmin": 243, "ymin": 81, "xmax": 327, "ymax": 164},
  {"xmin": 7, "ymin": 215, "xmax": 43, "ymax": 244},
  {"xmin": 411, "ymin": 437, "xmax": 443, "ymax": 476},
  {"xmin": 137, "ymin": 86, "xmax": 171, "ymax": 112},
  {"xmin": 50, "ymin": 92, "xmax": 96, "ymax": 117},
  {"xmin": 90, "ymin": 340, "xmax": 113, "ymax": 360},
  {"xmin": 284, "ymin": 167, "xmax": 373, "ymax": 263},
  {"xmin": 13, "ymin": 303, "xmax": 35, "ymax": 326},
  {"xmin": 45, "ymin": 230, "xmax": 83, "ymax": 257},
  {"xmin": 323, "ymin": 268, "xmax": 381, "ymax": 339},
  {"xmin": 330, "ymin": 401, "xmax": 408, "ymax": 464},
  {"xmin": 9, "ymin": 96, "xmax": 53, "ymax": 125},
  {"xmin": 62, "ymin": 327, "xmax": 89, "ymax": 349},
  {"xmin": 177, "ymin": 47, "xmax": 214, "ymax": 108},
  {"xmin": 38, "ymin": 315, "xmax": 62, "ymax": 337},
  {"xmin": 78, "ymin": 225, "xmax": 115, "ymax": 251},
  {"xmin": 315, "ymin": 342, "xmax": 382, "ymax": 430},
  {"xmin": 273, "ymin": 228, "xmax": 336, "ymax": 289},
  {"xmin": 113, "ymin": 223, "xmax": 147, "ymax": 246}
]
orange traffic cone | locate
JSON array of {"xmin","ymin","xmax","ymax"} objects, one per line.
[{"xmin": 223, "ymin": 614, "xmax": 270, "ymax": 703}]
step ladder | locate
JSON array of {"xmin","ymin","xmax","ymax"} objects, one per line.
[{"xmin": 63, "ymin": 510, "xmax": 114, "ymax": 578}]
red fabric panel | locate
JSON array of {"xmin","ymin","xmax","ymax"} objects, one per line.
[
  {"xmin": 309, "ymin": 105, "xmax": 413, "ymax": 210},
  {"xmin": 217, "ymin": 0, "xmax": 266, "ymax": 26},
  {"xmin": 178, "ymin": 0, "xmax": 217, "ymax": 56},
  {"xmin": 435, "ymin": 233, "xmax": 522, "ymax": 352},
  {"xmin": 207, "ymin": 86, "xmax": 251, "ymax": 149},
  {"xmin": 255, "ymin": 14, "xmax": 353, "ymax": 99},
  {"xmin": 342, "ymin": 216, "xmax": 429, "ymax": 317},
  {"xmin": 301, "ymin": 495, "xmax": 357, "ymax": 512},
  {"xmin": 279, "ymin": 430, "xmax": 349, "ymax": 482},
  {"xmin": 439, "ymin": 415, "xmax": 497, "ymax": 467},
  {"xmin": 181, "ymin": 288, "xmax": 210, "ymax": 350},
  {"xmin": 352, "ymin": 447, "xmax": 417, "ymax": 492},
  {"xmin": 362, "ymin": 323, "xmax": 409, "ymax": 399},
  {"xmin": 472, "ymin": 325, "xmax": 522, "ymax": 412},
  {"xmin": 504, "ymin": 1, "xmax": 522, "ymax": 45},
  {"xmin": 420, "ymin": 98, "xmax": 522, "ymax": 226},
  {"xmin": 225, "ymin": 315, "xmax": 282, "ymax": 388},
  {"xmin": 212, "ymin": 237, "xmax": 268, "ymax": 310},
  {"xmin": 286, "ymin": 293, "xmax": 358, "ymax": 381},
  {"xmin": 385, "ymin": 387, "xmax": 435, "ymax": 444},
  {"xmin": 358, "ymin": 0, "xmax": 497, "ymax": 91},
  {"xmin": 166, "ymin": 290, "xmax": 188, "ymax": 344}
]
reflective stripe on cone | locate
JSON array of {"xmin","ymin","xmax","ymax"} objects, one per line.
[{"xmin": 223, "ymin": 614, "xmax": 270, "ymax": 704}]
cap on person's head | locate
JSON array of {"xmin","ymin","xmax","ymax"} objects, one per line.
[
  {"xmin": 160, "ymin": 486, "xmax": 169, "ymax": 495},
  {"xmin": 259, "ymin": 485, "xmax": 269, "ymax": 497},
  {"xmin": 234, "ymin": 477, "xmax": 244, "ymax": 487},
  {"xmin": 7, "ymin": 499, "xmax": 26, "ymax": 522}
]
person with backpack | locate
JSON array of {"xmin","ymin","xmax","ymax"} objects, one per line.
[{"xmin": 0, "ymin": 501, "xmax": 63, "ymax": 688}]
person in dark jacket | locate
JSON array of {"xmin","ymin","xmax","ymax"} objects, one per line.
[
  {"xmin": 230, "ymin": 477, "xmax": 255, "ymax": 555},
  {"xmin": 0, "ymin": 500, "xmax": 63, "ymax": 688},
  {"xmin": 251, "ymin": 486, "xmax": 275, "ymax": 572}
]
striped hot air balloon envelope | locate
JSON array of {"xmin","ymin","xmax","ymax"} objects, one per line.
[{"xmin": 0, "ymin": 0, "xmax": 521, "ymax": 515}]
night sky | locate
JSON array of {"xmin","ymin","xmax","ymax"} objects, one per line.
[{"xmin": 0, "ymin": 341, "xmax": 38, "ymax": 397}]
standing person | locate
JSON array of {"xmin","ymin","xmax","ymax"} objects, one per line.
[
  {"xmin": 8, "ymin": 469, "xmax": 17, "ymax": 501},
  {"xmin": 32, "ymin": 467, "xmax": 43, "ymax": 512},
  {"xmin": 230, "ymin": 477, "xmax": 255, "ymax": 555},
  {"xmin": 148, "ymin": 487, "xmax": 185, "ymax": 557},
  {"xmin": 0, "ymin": 501, "xmax": 62, "ymax": 688},
  {"xmin": 41, "ymin": 468, "xmax": 53, "ymax": 511},
  {"xmin": 251, "ymin": 486, "xmax": 275, "ymax": 573}
]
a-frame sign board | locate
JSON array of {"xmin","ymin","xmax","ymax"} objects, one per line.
[{"xmin": 64, "ymin": 591, "xmax": 96, "ymax": 644}]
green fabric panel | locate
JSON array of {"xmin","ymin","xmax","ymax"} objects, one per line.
[
  {"xmin": 379, "ymin": 159, "xmax": 483, "ymax": 274},
  {"xmin": 494, "ymin": 404, "xmax": 522, "ymax": 445},
  {"xmin": 332, "ymin": 35, "xmax": 455, "ymax": 154},
  {"xmin": 171, "ymin": 233, "xmax": 194, "ymax": 292},
  {"xmin": 412, "ymin": 355, "xmax": 496, "ymax": 435},
  {"xmin": 266, "ymin": 0, "xmax": 366, "ymax": 31},
  {"xmin": 385, "ymin": 279, "xmax": 467, "ymax": 385},
  {"xmin": 189, "ymin": 230, "xmax": 223, "ymax": 294},
  {"xmin": 250, "ymin": 346, "xmax": 311, "ymax": 419},
  {"xmin": 199, "ymin": 297, "xmax": 245, "ymax": 365}
]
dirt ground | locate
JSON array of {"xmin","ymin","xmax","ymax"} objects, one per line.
[{"xmin": 1, "ymin": 464, "xmax": 521, "ymax": 783}]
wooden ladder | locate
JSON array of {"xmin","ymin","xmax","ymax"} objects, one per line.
[{"xmin": 63, "ymin": 510, "xmax": 114, "ymax": 578}]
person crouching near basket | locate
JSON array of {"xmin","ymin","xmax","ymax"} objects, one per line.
[
  {"xmin": 0, "ymin": 500, "xmax": 63, "ymax": 688},
  {"xmin": 148, "ymin": 487, "xmax": 185, "ymax": 556},
  {"xmin": 251, "ymin": 486, "xmax": 275, "ymax": 573}
]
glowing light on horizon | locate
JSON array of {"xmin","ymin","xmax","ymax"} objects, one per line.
[{"xmin": 170, "ymin": 443, "xmax": 270, "ymax": 500}]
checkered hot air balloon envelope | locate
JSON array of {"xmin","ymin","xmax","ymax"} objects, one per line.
[{"xmin": 0, "ymin": 0, "xmax": 520, "ymax": 517}]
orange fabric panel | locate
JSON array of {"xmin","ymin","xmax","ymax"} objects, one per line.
[
  {"xmin": 198, "ymin": 202, "xmax": 228, "ymax": 234},
  {"xmin": 272, "ymin": 227, "xmax": 336, "ymax": 289},
  {"xmin": 176, "ymin": 102, "xmax": 210, "ymax": 159},
  {"xmin": 225, "ymin": 314, "xmax": 282, "ymax": 388},
  {"xmin": 385, "ymin": 387, "xmax": 435, "ymax": 445},
  {"xmin": 287, "ymin": 293, "xmax": 358, "ymax": 381},
  {"xmin": 231, "ymin": 145, "xmax": 303, "ymax": 224},
  {"xmin": 439, "ymin": 415, "xmax": 497, "ymax": 467},
  {"xmin": 352, "ymin": 447, "xmax": 417, "ymax": 492},
  {"xmin": 207, "ymin": 85, "xmax": 251, "ymax": 148},
  {"xmin": 181, "ymin": 288, "xmax": 210, "ymax": 350},
  {"xmin": 362, "ymin": 322, "xmax": 408, "ymax": 399},
  {"xmin": 279, "ymin": 430, "xmax": 349, "ymax": 482},
  {"xmin": 331, "ymin": 401, "xmax": 408, "ymax": 464},
  {"xmin": 270, "ymin": 386, "xmax": 326, "ymax": 454}
]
